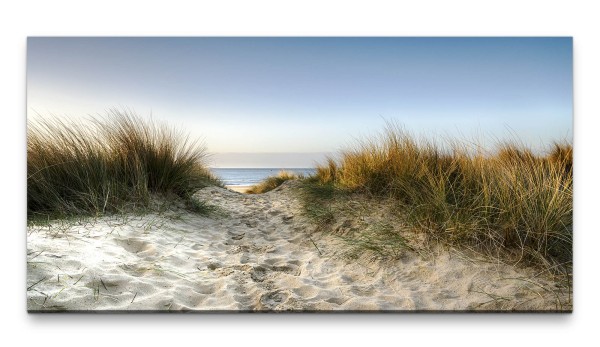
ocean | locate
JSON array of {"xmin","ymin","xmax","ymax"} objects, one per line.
[{"xmin": 210, "ymin": 168, "xmax": 316, "ymax": 187}]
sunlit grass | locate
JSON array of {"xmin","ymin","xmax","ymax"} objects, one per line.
[
  {"xmin": 27, "ymin": 109, "xmax": 222, "ymax": 220},
  {"xmin": 246, "ymin": 170, "xmax": 304, "ymax": 194},
  {"xmin": 309, "ymin": 122, "xmax": 572, "ymax": 267}
]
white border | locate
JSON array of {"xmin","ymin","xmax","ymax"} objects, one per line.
[{"xmin": 3, "ymin": 1, "xmax": 597, "ymax": 346}]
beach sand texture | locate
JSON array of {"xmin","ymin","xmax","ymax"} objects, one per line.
[
  {"xmin": 225, "ymin": 185, "xmax": 252, "ymax": 194},
  {"xmin": 27, "ymin": 181, "xmax": 570, "ymax": 312}
]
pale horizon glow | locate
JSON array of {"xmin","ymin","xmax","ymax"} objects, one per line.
[
  {"xmin": 27, "ymin": 37, "xmax": 573, "ymax": 167},
  {"xmin": 207, "ymin": 152, "xmax": 334, "ymax": 169}
]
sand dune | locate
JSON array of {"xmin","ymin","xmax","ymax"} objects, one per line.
[
  {"xmin": 225, "ymin": 185, "xmax": 251, "ymax": 193},
  {"xmin": 26, "ymin": 182, "xmax": 571, "ymax": 312}
]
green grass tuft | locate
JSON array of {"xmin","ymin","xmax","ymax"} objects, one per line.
[{"xmin": 298, "ymin": 179, "xmax": 340, "ymax": 227}]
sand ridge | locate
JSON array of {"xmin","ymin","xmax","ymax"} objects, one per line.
[{"xmin": 26, "ymin": 181, "xmax": 571, "ymax": 311}]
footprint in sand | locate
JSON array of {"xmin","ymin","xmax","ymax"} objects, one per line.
[
  {"xmin": 233, "ymin": 293, "xmax": 256, "ymax": 308},
  {"xmin": 250, "ymin": 266, "xmax": 268, "ymax": 282},
  {"xmin": 325, "ymin": 296, "xmax": 349, "ymax": 305},
  {"xmin": 288, "ymin": 259, "xmax": 302, "ymax": 267},
  {"xmin": 244, "ymin": 220, "xmax": 258, "ymax": 228},
  {"xmin": 230, "ymin": 233, "xmax": 245, "ymax": 240},
  {"xmin": 193, "ymin": 283, "xmax": 216, "ymax": 295},
  {"xmin": 191, "ymin": 243, "xmax": 204, "ymax": 250},
  {"xmin": 250, "ymin": 262, "xmax": 301, "ymax": 283},
  {"xmin": 349, "ymin": 284, "xmax": 376, "ymax": 297},
  {"xmin": 113, "ymin": 238, "xmax": 156, "ymax": 256},
  {"xmin": 260, "ymin": 290, "xmax": 290, "ymax": 309},
  {"xmin": 271, "ymin": 264, "xmax": 301, "ymax": 276},
  {"xmin": 206, "ymin": 261, "xmax": 221, "ymax": 270}
]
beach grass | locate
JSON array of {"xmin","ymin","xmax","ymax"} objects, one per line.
[
  {"xmin": 246, "ymin": 170, "xmax": 304, "ymax": 194},
  {"xmin": 306, "ymin": 122, "xmax": 573, "ymax": 268},
  {"xmin": 27, "ymin": 109, "xmax": 221, "ymax": 221},
  {"xmin": 298, "ymin": 179, "xmax": 338, "ymax": 227}
]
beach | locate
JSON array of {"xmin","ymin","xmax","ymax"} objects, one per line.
[{"xmin": 26, "ymin": 181, "xmax": 570, "ymax": 312}]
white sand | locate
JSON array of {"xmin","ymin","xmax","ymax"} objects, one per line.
[
  {"xmin": 225, "ymin": 185, "xmax": 252, "ymax": 193},
  {"xmin": 27, "ymin": 182, "xmax": 571, "ymax": 312}
]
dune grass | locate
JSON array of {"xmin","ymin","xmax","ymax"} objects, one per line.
[
  {"xmin": 27, "ymin": 110, "xmax": 221, "ymax": 221},
  {"xmin": 307, "ymin": 123, "xmax": 573, "ymax": 268},
  {"xmin": 246, "ymin": 170, "xmax": 304, "ymax": 194}
]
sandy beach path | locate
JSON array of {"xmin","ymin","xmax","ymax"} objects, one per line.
[{"xmin": 27, "ymin": 182, "xmax": 570, "ymax": 311}]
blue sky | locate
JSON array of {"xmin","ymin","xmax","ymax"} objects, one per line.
[{"xmin": 27, "ymin": 37, "xmax": 572, "ymax": 167}]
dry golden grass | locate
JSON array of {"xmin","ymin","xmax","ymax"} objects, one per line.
[
  {"xmin": 246, "ymin": 170, "xmax": 304, "ymax": 194},
  {"xmin": 27, "ymin": 109, "xmax": 221, "ymax": 220},
  {"xmin": 310, "ymin": 123, "xmax": 572, "ymax": 267}
]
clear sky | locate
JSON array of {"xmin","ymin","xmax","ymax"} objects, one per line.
[{"xmin": 27, "ymin": 37, "xmax": 573, "ymax": 167}]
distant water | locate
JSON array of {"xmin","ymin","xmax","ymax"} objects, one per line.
[{"xmin": 210, "ymin": 168, "xmax": 316, "ymax": 186}]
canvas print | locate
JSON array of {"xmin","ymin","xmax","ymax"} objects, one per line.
[{"xmin": 26, "ymin": 37, "xmax": 573, "ymax": 312}]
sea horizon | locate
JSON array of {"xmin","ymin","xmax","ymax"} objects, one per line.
[{"xmin": 209, "ymin": 167, "xmax": 316, "ymax": 186}]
